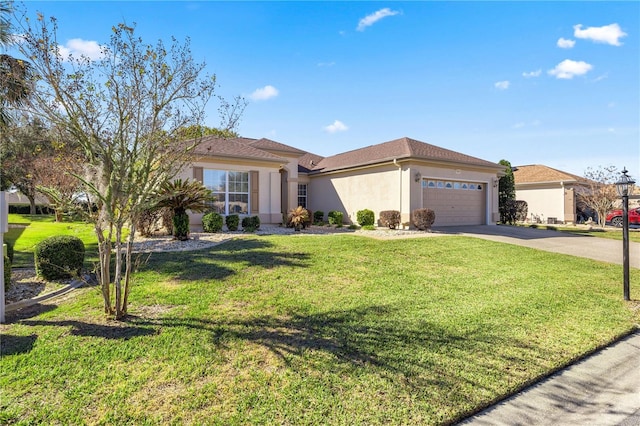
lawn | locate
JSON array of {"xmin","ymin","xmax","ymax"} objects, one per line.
[
  {"xmin": 5, "ymin": 214, "xmax": 103, "ymax": 268},
  {"xmin": 1, "ymin": 234, "xmax": 639, "ymax": 425}
]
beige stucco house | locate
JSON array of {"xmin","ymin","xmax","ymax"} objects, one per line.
[
  {"xmin": 181, "ymin": 136, "xmax": 505, "ymax": 227},
  {"xmin": 513, "ymin": 164, "xmax": 592, "ymax": 224}
]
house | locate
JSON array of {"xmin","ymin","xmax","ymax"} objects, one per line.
[
  {"xmin": 513, "ymin": 164, "xmax": 592, "ymax": 224},
  {"xmin": 180, "ymin": 136, "xmax": 505, "ymax": 227}
]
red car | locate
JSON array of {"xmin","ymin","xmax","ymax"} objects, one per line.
[{"xmin": 606, "ymin": 207, "xmax": 640, "ymax": 227}]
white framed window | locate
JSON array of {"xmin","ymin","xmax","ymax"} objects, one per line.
[
  {"xmin": 297, "ymin": 184, "xmax": 308, "ymax": 208},
  {"xmin": 203, "ymin": 170, "xmax": 249, "ymax": 215}
]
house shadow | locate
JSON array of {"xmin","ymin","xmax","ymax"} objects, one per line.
[
  {"xmin": 141, "ymin": 238, "xmax": 311, "ymax": 281},
  {"xmin": 21, "ymin": 319, "xmax": 157, "ymax": 340},
  {"xmin": 432, "ymin": 224, "xmax": 595, "ymax": 241}
]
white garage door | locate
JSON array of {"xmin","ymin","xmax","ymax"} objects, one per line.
[{"xmin": 422, "ymin": 180, "xmax": 486, "ymax": 226}]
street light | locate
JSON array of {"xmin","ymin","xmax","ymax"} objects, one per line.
[{"xmin": 615, "ymin": 167, "xmax": 635, "ymax": 301}]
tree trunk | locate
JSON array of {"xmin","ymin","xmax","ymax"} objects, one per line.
[{"xmin": 28, "ymin": 195, "xmax": 36, "ymax": 215}]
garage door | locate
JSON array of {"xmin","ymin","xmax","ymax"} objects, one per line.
[{"xmin": 422, "ymin": 180, "xmax": 486, "ymax": 226}]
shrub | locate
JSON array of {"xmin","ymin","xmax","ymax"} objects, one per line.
[
  {"xmin": 5, "ymin": 240, "xmax": 14, "ymax": 263},
  {"xmin": 411, "ymin": 208, "xmax": 436, "ymax": 231},
  {"xmin": 202, "ymin": 212, "xmax": 224, "ymax": 233},
  {"xmin": 135, "ymin": 208, "xmax": 164, "ymax": 237},
  {"xmin": 34, "ymin": 235, "xmax": 85, "ymax": 280},
  {"xmin": 242, "ymin": 215, "xmax": 261, "ymax": 232},
  {"xmin": 515, "ymin": 200, "xmax": 528, "ymax": 223},
  {"xmin": 362, "ymin": 224, "xmax": 375, "ymax": 230},
  {"xmin": 313, "ymin": 210, "xmax": 325, "ymax": 224},
  {"xmin": 328, "ymin": 210, "xmax": 343, "ymax": 226},
  {"xmin": 226, "ymin": 214, "xmax": 239, "ymax": 231},
  {"xmin": 287, "ymin": 206, "xmax": 310, "ymax": 230},
  {"xmin": 379, "ymin": 210, "xmax": 401, "ymax": 229},
  {"xmin": 173, "ymin": 212, "xmax": 190, "ymax": 241},
  {"xmin": 161, "ymin": 207, "xmax": 173, "ymax": 236},
  {"xmin": 356, "ymin": 209, "xmax": 375, "ymax": 226},
  {"xmin": 4, "ymin": 255, "xmax": 10, "ymax": 291}
]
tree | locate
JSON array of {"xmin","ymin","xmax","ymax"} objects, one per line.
[
  {"xmin": 578, "ymin": 166, "xmax": 619, "ymax": 227},
  {"xmin": 0, "ymin": 1, "xmax": 33, "ymax": 129},
  {"xmin": 176, "ymin": 124, "xmax": 239, "ymax": 140},
  {"xmin": 154, "ymin": 179, "xmax": 213, "ymax": 240},
  {"xmin": 498, "ymin": 159, "xmax": 516, "ymax": 224},
  {"xmin": 16, "ymin": 13, "xmax": 245, "ymax": 319}
]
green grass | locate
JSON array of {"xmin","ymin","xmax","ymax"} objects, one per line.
[
  {"xmin": 5, "ymin": 214, "xmax": 102, "ymax": 268},
  {"xmin": 1, "ymin": 234, "xmax": 639, "ymax": 425}
]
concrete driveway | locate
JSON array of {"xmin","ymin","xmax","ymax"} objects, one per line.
[
  {"xmin": 433, "ymin": 225, "xmax": 640, "ymax": 269},
  {"xmin": 434, "ymin": 225, "xmax": 640, "ymax": 425}
]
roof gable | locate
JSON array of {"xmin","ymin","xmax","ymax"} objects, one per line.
[
  {"xmin": 311, "ymin": 137, "xmax": 502, "ymax": 173},
  {"xmin": 192, "ymin": 136, "xmax": 285, "ymax": 163},
  {"xmin": 246, "ymin": 138, "xmax": 306, "ymax": 156},
  {"xmin": 514, "ymin": 164, "xmax": 591, "ymax": 185}
]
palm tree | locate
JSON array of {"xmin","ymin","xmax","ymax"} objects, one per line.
[
  {"xmin": 154, "ymin": 179, "xmax": 214, "ymax": 240},
  {"xmin": 0, "ymin": 1, "xmax": 33, "ymax": 128}
]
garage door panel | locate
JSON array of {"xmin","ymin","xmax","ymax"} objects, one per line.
[{"xmin": 423, "ymin": 182, "xmax": 485, "ymax": 226}]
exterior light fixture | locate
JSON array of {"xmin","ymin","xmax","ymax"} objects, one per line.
[
  {"xmin": 614, "ymin": 167, "xmax": 636, "ymax": 301},
  {"xmin": 415, "ymin": 172, "xmax": 422, "ymax": 182}
]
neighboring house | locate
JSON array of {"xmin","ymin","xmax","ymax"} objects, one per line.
[
  {"xmin": 513, "ymin": 164, "xmax": 592, "ymax": 224},
  {"xmin": 181, "ymin": 136, "xmax": 505, "ymax": 227},
  {"xmin": 5, "ymin": 191, "xmax": 50, "ymax": 210}
]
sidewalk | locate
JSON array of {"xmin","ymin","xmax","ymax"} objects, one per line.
[{"xmin": 460, "ymin": 330, "xmax": 640, "ymax": 425}]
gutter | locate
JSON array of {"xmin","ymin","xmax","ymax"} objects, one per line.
[{"xmin": 394, "ymin": 159, "xmax": 402, "ymax": 216}]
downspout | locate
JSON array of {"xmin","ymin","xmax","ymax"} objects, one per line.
[{"xmin": 393, "ymin": 159, "xmax": 402, "ymax": 218}]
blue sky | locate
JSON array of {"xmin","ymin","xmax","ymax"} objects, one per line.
[{"xmin": 16, "ymin": 1, "xmax": 640, "ymax": 178}]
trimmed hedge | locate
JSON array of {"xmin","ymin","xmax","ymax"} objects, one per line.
[
  {"xmin": 241, "ymin": 215, "xmax": 261, "ymax": 232},
  {"xmin": 226, "ymin": 214, "xmax": 239, "ymax": 231},
  {"xmin": 202, "ymin": 212, "xmax": 224, "ymax": 233},
  {"xmin": 313, "ymin": 210, "xmax": 325, "ymax": 223},
  {"xmin": 411, "ymin": 208, "xmax": 436, "ymax": 230},
  {"xmin": 328, "ymin": 210, "xmax": 343, "ymax": 226},
  {"xmin": 356, "ymin": 209, "xmax": 375, "ymax": 227},
  {"xmin": 379, "ymin": 210, "xmax": 401, "ymax": 229},
  {"xmin": 34, "ymin": 235, "xmax": 85, "ymax": 281}
]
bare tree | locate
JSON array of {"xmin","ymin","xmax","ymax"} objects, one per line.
[
  {"xmin": 578, "ymin": 166, "xmax": 619, "ymax": 227},
  {"xmin": 16, "ymin": 12, "xmax": 245, "ymax": 319}
]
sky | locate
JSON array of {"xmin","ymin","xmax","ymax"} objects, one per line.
[{"xmin": 11, "ymin": 1, "xmax": 640, "ymax": 179}]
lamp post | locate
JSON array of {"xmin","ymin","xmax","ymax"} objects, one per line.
[{"xmin": 615, "ymin": 168, "xmax": 635, "ymax": 301}]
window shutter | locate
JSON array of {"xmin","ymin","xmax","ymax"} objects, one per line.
[
  {"xmin": 250, "ymin": 171, "xmax": 259, "ymax": 214},
  {"xmin": 193, "ymin": 166, "xmax": 203, "ymax": 183}
]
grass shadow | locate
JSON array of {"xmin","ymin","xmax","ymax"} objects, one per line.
[
  {"xmin": 0, "ymin": 334, "xmax": 38, "ymax": 356},
  {"xmin": 21, "ymin": 319, "xmax": 157, "ymax": 340}
]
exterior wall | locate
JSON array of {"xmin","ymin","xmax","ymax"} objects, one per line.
[
  {"xmin": 181, "ymin": 159, "xmax": 283, "ymax": 225},
  {"xmin": 515, "ymin": 185, "xmax": 565, "ymax": 223},
  {"xmin": 309, "ymin": 161, "xmax": 500, "ymax": 226}
]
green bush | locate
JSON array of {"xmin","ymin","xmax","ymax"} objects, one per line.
[
  {"xmin": 4, "ymin": 255, "xmax": 10, "ymax": 291},
  {"xmin": 328, "ymin": 210, "xmax": 343, "ymax": 226},
  {"xmin": 411, "ymin": 208, "xmax": 436, "ymax": 231},
  {"xmin": 362, "ymin": 225, "xmax": 376, "ymax": 231},
  {"xmin": 313, "ymin": 210, "xmax": 324, "ymax": 224},
  {"xmin": 5, "ymin": 240, "xmax": 14, "ymax": 263},
  {"xmin": 379, "ymin": 210, "xmax": 401, "ymax": 229},
  {"xmin": 226, "ymin": 214, "xmax": 239, "ymax": 231},
  {"xmin": 356, "ymin": 209, "xmax": 375, "ymax": 226},
  {"xmin": 241, "ymin": 216, "xmax": 261, "ymax": 232},
  {"xmin": 34, "ymin": 235, "xmax": 85, "ymax": 281},
  {"xmin": 202, "ymin": 212, "xmax": 224, "ymax": 233}
]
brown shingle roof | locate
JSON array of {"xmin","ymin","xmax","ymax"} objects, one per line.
[
  {"xmin": 192, "ymin": 136, "xmax": 285, "ymax": 163},
  {"xmin": 298, "ymin": 152, "xmax": 325, "ymax": 173},
  {"xmin": 514, "ymin": 164, "xmax": 591, "ymax": 185},
  {"xmin": 311, "ymin": 137, "xmax": 502, "ymax": 173},
  {"xmin": 246, "ymin": 138, "xmax": 306, "ymax": 156}
]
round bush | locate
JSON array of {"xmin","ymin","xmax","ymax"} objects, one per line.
[
  {"xmin": 379, "ymin": 210, "xmax": 401, "ymax": 229},
  {"xmin": 313, "ymin": 210, "xmax": 325, "ymax": 223},
  {"xmin": 328, "ymin": 210, "xmax": 343, "ymax": 226},
  {"xmin": 411, "ymin": 208, "xmax": 436, "ymax": 230},
  {"xmin": 34, "ymin": 235, "xmax": 85, "ymax": 281},
  {"xmin": 226, "ymin": 214, "xmax": 239, "ymax": 231},
  {"xmin": 202, "ymin": 212, "xmax": 224, "ymax": 233},
  {"xmin": 356, "ymin": 209, "xmax": 375, "ymax": 226}
]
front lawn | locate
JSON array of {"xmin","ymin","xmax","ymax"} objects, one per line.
[{"xmin": 1, "ymin": 234, "xmax": 638, "ymax": 424}]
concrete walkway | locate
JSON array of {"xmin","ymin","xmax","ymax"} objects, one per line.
[
  {"xmin": 434, "ymin": 225, "xmax": 640, "ymax": 269},
  {"xmin": 437, "ymin": 225, "xmax": 640, "ymax": 425}
]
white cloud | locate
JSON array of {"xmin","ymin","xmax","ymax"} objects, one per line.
[
  {"xmin": 57, "ymin": 38, "xmax": 105, "ymax": 61},
  {"xmin": 548, "ymin": 59, "xmax": 593, "ymax": 79},
  {"xmin": 249, "ymin": 85, "xmax": 279, "ymax": 101},
  {"xmin": 557, "ymin": 38, "xmax": 575, "ymax": 49},
  {"xmin": 573, "ymin": 23, "xmax": 627, "ymax": 46},
  {"xmin": 494, "ymin": 80, "xmax": 510, "ymax": 90},
  {"xmin": 324, "ymin": 120, "xmax": 348, "ymax": 133},
  {"xmin": 356, "ymin": 8, "xmax": 400, "ymax": 31},
  {"xmin": 522, "ymin": 69, "xmax": 542, "ymax": 78}
]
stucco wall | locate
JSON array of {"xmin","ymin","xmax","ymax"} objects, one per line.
[{"xmin": 516, "ymin": 186, "xmax": 565, "ymax": 223}]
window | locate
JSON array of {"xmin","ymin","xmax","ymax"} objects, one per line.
[
  {"xmin": 203, "ymin": 170, "xmax": 249, "ymax": 214},
  {"xmin": 298, "ymin": 184, "xmax": 308, "ymax": 208}
]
